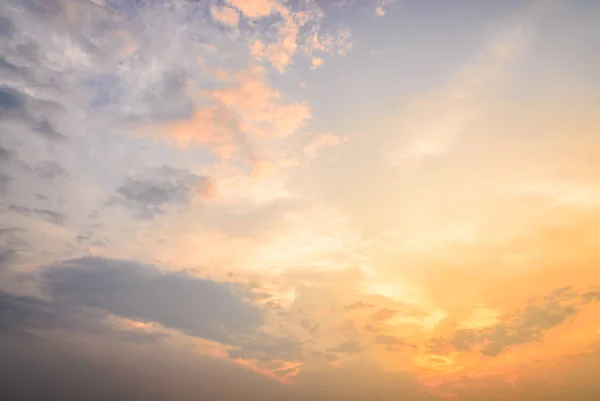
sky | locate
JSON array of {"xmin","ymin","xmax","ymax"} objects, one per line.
[{"xmin": 1, "ymin": 0, "xmax": 600, "ymax": 400}]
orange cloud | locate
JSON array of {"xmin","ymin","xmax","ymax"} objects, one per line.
[
  {"xmin": 304, "ymin": 133, "xmax": 344, "ymax": 157},
  {"xmin": 210, "ymin": 5, "xmax": 240, "ymax": 27},
  {"xmin": 311, "ymin": 56, "xmax": 324, "ymax": 70},
  {"xmin": 162, "ymin": 106, "xmax": 237, "ymax": 159},
  {"xmin": 233, "ymin": 358, "xmax": 301, "ymax": 384},
  {"xmin": 210, "ymin": 66, "xmax": 311, "ymax": 138},
  {"xmin": 225, "ymin": 0, "xmax": 278, "ymax": 18}
]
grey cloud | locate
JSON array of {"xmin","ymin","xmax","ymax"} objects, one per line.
[
  {"xmin": 135, "ymin": 70, "xmax": 195, "ymax": 122},
  {"xmin": 0, "ymin": 290, "xmax": 108, "ymax": 335},
  {"xmin": 116, "ymin": 166, "xmax": 212, "ymax": 220},
  {"xmin": 34, "ymin": 160, "xmax": 67, "ymax": 181},
  {"xmin": 0, "ymin": 249, "xmax": 17, "ymax": 270},
  {"xmin": 426, "ymin": 337, "xmax": 449, "ymax": 353},
  {"xmin": 0, "ymin": 145, "xmax": 15, "ymax": 163},
  {"xmin": 0, "ymin": 174, "xmax": 10, "ymax": 196},
  {"xmin": 581, "ymin": 287, "xmax": 600, "ymax": 305},
  {"xmin": 41, "ymin": 257, "xmax": 263, "ymax": 344},
  {"xmin": 0, "ymin": 340, "xmax": 290, "ymax": 401},
  {"xmin": 0, "ymin": 87, "xmax": 66, "ymax": 142},
  {"xmin": 0, "ymin": 87, "xmax": 24, "ymax": 114},
  {"xmin": 374, "ymin": 334, "xmax": 405, "ymax": 352},
  {"xmin": 0, "ymin": 302, "xmax": 288, "ymax": 401},
  {"xmin": 9, "ymin": 204, "xmax": 66, "ymax": 225},
  {"xmin": 300, "ymin": 318, "xmax": 319, "ymax": 334},
  {"xmin": 228, "ymin": 334, "xmax": 304, "ymax": 362},
  {"xmin": 451, "ymin": 328, "xmax": 480, "ymax": 351},
  {"xmin": 444, "ymin": 287, "xmax": 580, "ymax": 356},
  {"xmin": 375, "ymin": 334, "xmax": 403, "ymax": 346},
  {"xmin": 327, "ymin": 339, "xmax": 363, "ymax": 354},
  {"xmin": 0, "ymin": 230, "xmax": 28, "ymax": 264},
  {"xmin": 0, "ymin": 15, "xmax": 15, "ymax": 37},
  {"xmin": 33, "ymin": 120, "xmax": 66, "ymax": 142},
  {"xmin": 18, "ymin": 0, "xmax": 67, "ymax": 18}
]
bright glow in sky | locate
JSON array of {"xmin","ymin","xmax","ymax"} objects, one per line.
[{"xmin": 1, "ymin": 1, "xmax": 600, "ymax": 400}]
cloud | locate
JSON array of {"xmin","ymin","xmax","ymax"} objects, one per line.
[
  {"xmin": 310, "ymin": 56, "xmax": 324, "ymax": 69},
  {"xmin": 114, "ymin": 166, "xmax": 213, "ymax": 220},
  {"xmin": 581, "ymin": 287, "xmax": 600, "ymax": 304},
  {"xmin": 394, "ymin": 16, "xmax": 531, "ymax": 160},
  {"xmin": 0, "ymin": 87, "xmax": 23, "ymax": 113},
  {"xmin": 209, "ymin": 66, "xmax": 311, "ymax": 138},
  {"xmin": 34, "ymin": 161, "xmax": 67, "ymax": 182},
  {"xmin": 304, "ymin": 133, "xmax": 344, "ymax": 157},
  {"xmin": 0, "ymin": 145, "xmax": 15, "ymax": 163},
  {"xmin": 0, "ymin": 249, "xmax": 17, "ymax": 271},
  {"xmin": 344, "ymin": 301, "xmax": 376, "ymax": 311},
  {"xmin": 0, "ymin": 174, "xmax": 10, "ymax": 196},
  {"xmin": 0, "ymin": 289, "xmax": 109, "ymax": 335},
  {"xmin": 41, "ymin": 257, "xmax": 263, "ymax": 344},
  {"xmin": 0, "ymin": 303, "xmax": 289, "ymax": 401},
  {"xmin": 327, "ymin": 339, "xmax": 363, "ymax": 355},
  {"xmin": 375, "ymin": 0, "xmax": 396, "ymax": 17},
  {"xmin": 228, "ymin": 332, "xmax": 304, "ymax": 363},
  {"xmin": 9, "ymin": 205, "xmax": 66, "ymax": 225},
  {"xmin": 225, "ymin": 0, "xmax": 279, "ymax": 18},
  {"xmin": 440, "ymin": 287, "xmax": 581, "ymax": 356},
  {"xmin": 210, "ymin": 5, "xmax": 240, "ymax": 27}
]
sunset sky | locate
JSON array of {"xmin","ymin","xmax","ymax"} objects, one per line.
[{"xmin": 1, "ymin": 0, "xmax": 600, "ymax": 400}]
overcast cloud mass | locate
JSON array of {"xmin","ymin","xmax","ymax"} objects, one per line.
[{"xmin": 1, "ymin": 0, "xmax": 600, "ymax": 400}]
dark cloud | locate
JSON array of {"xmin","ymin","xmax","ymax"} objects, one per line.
[
  {"xmin": 0, "ymin": 87, "xmax": 25, "ymax": 116},
  {"xmin": 0, "ymin": 290, "xmax": 107, "ymax": 335},
  {"xmin": 41, "ymin": 257, "xmax": 263, "ymax": 344},
  {"xmin": 115, "ymin": 166, "xmax": 212, "ymax": 220},
  {"xmin": 0, "ymin": 315, "xmax": 289, "ymax": 401},
  {"xmin": 9, "ymin": 204, "xmax": 66, "ymax": 225}
]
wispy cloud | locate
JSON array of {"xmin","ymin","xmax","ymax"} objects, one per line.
[{"xmin": 393, "ymin": 17, "xmax": 533, "ymax": 160}]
